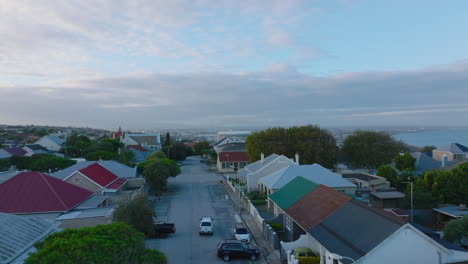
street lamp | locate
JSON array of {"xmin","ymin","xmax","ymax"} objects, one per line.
[
  {"xmin": 329, "ymin": 253, "xmax": 356, "ymax": 263},
  {"xmin": 403, "ymin": 177, "xmax": 414, "ymax": 222}
]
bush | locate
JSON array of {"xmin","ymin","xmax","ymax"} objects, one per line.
[
  {"xmin": 142, "ymin": 249, "xmax": 167, "ymax": 264},
  {"xmin": 268, "ymin": 222, "xmax": 283, "ymax": 232}
]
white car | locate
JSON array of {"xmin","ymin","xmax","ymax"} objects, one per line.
[
  {"xmin": 233, "ymin": 226, "xmax": 251, "ymax": 243},
  {"xmin": 199, "ymin": 216, "xmax": 213, "ymax": 235}
]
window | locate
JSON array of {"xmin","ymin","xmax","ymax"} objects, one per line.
[
  {"xmin": 222, "ymin": 163, "xmax": 226, "ymax": 168},
  {"xmin": 201, "ymin": 222, "xmax": 211, "ymax": 226},
  {"xmin": 73, "ymin": 177, "xmax": 81, "ymax": 183},
  {"xmin": 285, "ymin": 215, "xmax": 293, "ymax": 230}
]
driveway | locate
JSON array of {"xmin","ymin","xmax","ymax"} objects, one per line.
[{"xmin": 146, "ymin": 156, "xmax": 260, "ymax": 264}]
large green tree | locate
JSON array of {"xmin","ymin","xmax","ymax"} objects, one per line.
[
  {"xmin": 341, "ymin": 130, "xmax": 408, "ymax": 169},
  {"xmin": 112, "ymin": 194, "xmax": 155, "ymax": 236},
  {"xmin": 420, "ymin": 145, "xmax": 437, "ymax": 153},
  {"xmin": 118, "ymin": 150, "xmax": 136, "ymax": 166},
  {"xmin": 193, "ymin": 141, "xmax": 210, "ymax": 156},
  {"xmin": 443, "ymin": 216, "xmax": 468, "ymax": 244},
  {"xmin": 25, "ymin": 223, "xmax": 166, "ymax": 264},
  {"xmin": 394, "ymin": 152, "xmax": 416, "ymax": 171},
  {"xmin": 246, "ymin": 125, "xmax": 337, "ymax": 168},
  {"xmin": 143, "ymin": 161, "xmax": 171, "ymax": 198},
  {"xmin": 376, "ymin": 165, "xmax": 399, "ymax": 184}
]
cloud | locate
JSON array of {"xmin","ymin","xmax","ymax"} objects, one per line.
[{"xmin": 0, "ymin": 61, "xmax": 467, "ymax": 128}]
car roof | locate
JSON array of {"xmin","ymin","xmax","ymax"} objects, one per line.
[{"xmin": 221, "ymin": 239, "xmax": 242, "ymax": 244}]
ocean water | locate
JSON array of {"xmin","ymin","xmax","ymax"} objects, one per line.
[{"xmin": 393, "ymin": 130, "xmax": 468, "ymax": 148}]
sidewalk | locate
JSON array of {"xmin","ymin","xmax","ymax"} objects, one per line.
[{"xmin": 221, "ymin": 178, "xmax": 282, "ymax": 264}]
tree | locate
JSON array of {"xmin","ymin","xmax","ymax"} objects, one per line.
[
  {"xmin": 85, "ymin": 151, "xmax": 118, "ymax": 161},
  {"xmin": 159, "ymin": 158, "xmax": 181, "ymax": 177},
  {"xmin": 194, "ymin": 141, "xmax": 210, "ymax": 156},
  {"xmin": 246, "ymin": 125, "xmax": 337, "ymax": 168},
  {"xmin": 420, "ymin": 145, "xmax": 437, "ymax": 153},
  {"xmin": 443, "ymin": 216, "xmax": 468, "ymax": 244},
  {"xmin": 30, "ymin": 155, "xmax": 76, "ymax": 172},
  {"xmin": 112, "ymin": 194, "xmax": 155, "ymax": 236},
  {"xmin": 164, "ymin": 132, "xmax": 171, "ymax": 149},
  {"xmin": 101, "ymin": 138, "xmax": 124, "ymax": 152},
  {"xmin": 341, "ymin": 130, "xmax": 408, "ymax": 169},
  {"xmin": 86, "ymin": 141, "xmax": 115, "ymax": 153},
  {"xmin": 25, "ymin": 223, "xmax": 167, "ymax": 264},
  {"xmin": 376, "ymin": 165, "xmax": 399, "ymax": 184},
  {"xmin": 149, "ymin": 151, "xmax": 167, "ymax": 160},
  {"xmin": 170, "ymin": 142, "xmax": 193, "ymax": 161},
  {"xmin": 143, "ymin": 161, "xmax": 171, "ymax": 198},
  {"xmin": 394, "ymin": 152, "xmax": 416, "ymax": 171},
  {"xmin": 118, "ymin": 150, "xmax": 136, "ymax": 166}
]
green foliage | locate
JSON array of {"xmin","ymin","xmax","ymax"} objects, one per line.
[
  {"xmin": 163, "ymin": 132, "xmax": 171, "ymax": 148},
  {"xmin": 0, "ymin": 158, "xmax": 11, "ymax": 170},
  {"xmin": 143, "ymin": 161, "xmax": 171, "ymax": 194},
  {"xmin": 101, "ymin": 138, "xmax": 124, "ymax": 152},
  {"xmin": 85, "ymin": 151, "xmax": 118, "ymax": 161},
  {"xmin": 246, "ymin": 125, "xmax": 337, "ymax": 168},
  {"xmin": 159, "ymin": 158, "xmax": 181, "ymax": 177},
  {"xmin": 169, "ymin": 142, "xmax": 193, "ymax": 161},
  {"xmin": 402, "ymin": 190, "xmax": 438, "ymax": 209},
  {"xmin": 377, "ymin": 165, "xmax": 399, "ymax": 184},
  {"xmin": 149, "ymin": 151, "xmax": 167, "ymax": 160},
  {"xmin": 267, "ymin": 222, "xmax": 283, "ymax": 232},
  {"xmin": 9, "ymin": 154, "xmax": 75, "ymax": 172},
  {"xmin": 443, "ymin": 216, "xmax": 468, "ymax": 244},
  {"xmin": 142, "ymin": 249, "xmax": 167, "ymax": 264},
  {"xmin": 118, "ymin": 150, "xmax": 136, "ymax": 166},
  {"xmin": 394, "ymin": 152, "xmax": 416, "ymax": 171},
  {"xmin": 112, "ymin": 194, "xmax": 155, "ymax": 236},
  {"xmin": 420, "ymin": 145, "xmax": 437, "ymax": 153},
  {"xmin": 341, "ymin": 130, "xmax": 408, "ymax": 169},
  {"xmin": 25, "ymin": 223, "xmax": 164, "ymax": 264},
  {"xmin": 194, "ymin": 141, "xmax": 210, "ymax": 156},
  {"xmin": 62, "ymin": 134, "xmax": 93, "ymax": 157}
]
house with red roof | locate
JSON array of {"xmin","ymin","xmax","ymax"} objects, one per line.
[
  {"xmin": 217, "ymin": 151, "xmax": 250, "ymax": 172},
  {"xmin": 0, "ymin": 171, "xmax": 93, "ymax": 218},
  {"xmin": 63, "ymin": 163, "xmax": 127, "ymax": 194}
]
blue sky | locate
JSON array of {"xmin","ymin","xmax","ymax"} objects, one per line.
[{"xmin": 0, "ymin": 0, "xmax": 468, "ymax": 129}]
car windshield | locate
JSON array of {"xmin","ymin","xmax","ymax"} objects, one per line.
[
  {"xmin": 201, "ymin": 222, "xmax": 211, "ymax": 226},
  {"xmin": 236, "ymin": 228, "xmax": 248, "ymax": 234}
]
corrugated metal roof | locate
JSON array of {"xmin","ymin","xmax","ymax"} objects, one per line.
[
  {"xmin": 126, "ymin": 133, "xmax": 160, "ymax": 145},
  {"xmin": 242, "ymin": 154, "xmax": 280, "ymax": 173},
  {"xmin": 285, "ymin": 185, "xmax": 352, "ymax": 230},
  {"xmin": 79, "ymin": 163, "xmax": 118, "ymax": 187},
  {"xmin": 0, "ymin": 213, "xmax": 58, "ymax": 264},
  {"xmin": 268, "ymin": 176, "xmax": 318, "ymax": 210},
  {"xmin": 52, "ymin": 160, "xmax": 136, "ymax": 180},
  {"xmin": 0, "ymin": 172, "xmax": 93, "ymax": 213},
  {"xmin": 435, "ymin": 143, "xmax": 468, "ymax": 154},
  {"xmin": 259, "ymin": 164, "xmax": 355, "ymax": 190},
  {"xmin": 55, "ymin": 207, "xmax": 113, "ymax": 220},
  {"xmin": 73, "ymin": 195, "xmax": 109, "ymax": 210},
  {"xmin": 45, "ymin": 135, "xmax": 65, "ymax": 145},
  {"xmin": 308, "ymin": 200, "xmax": 405, "ymax": 261},
  {"xmin": 370, "ymin": 191, "xmax": 405, "ymax": 199},
  {"xmin": 218, "ymin": 152, "xmax": 249, "ymax": 162}
]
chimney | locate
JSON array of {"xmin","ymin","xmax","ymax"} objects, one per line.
[
  {"xmin": 295, "ymin": 153, "xmax": 299, "ymax": 165},
  {"xmin": 261, "ymin": 153, "xmax": 264, "ymax": 164},
  {"xmin": 442, "ymin": 154, "xmax": 448, "ymax": 167}
]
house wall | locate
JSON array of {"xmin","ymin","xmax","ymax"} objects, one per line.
[
  {"xmin": 334, "ymin": 186, "xmax": 356, "ymax": 195},
  {"xmin": 357, "ymin": 225, "xmax": 464, "ymax": 264},
  {"xmin": 433, "ymin": 151, "xmax": 454, "ymax": 161},
  {"xmin": 65, "ymin": 172, "xmax": 102, "ymax": 193},
  {"xmin": 35, "ymin": 137, "xmax": 61, "ymax": 151},
  {"xmin": 58, "ymin": 216, "xmax": 110, "ymax": 229}
]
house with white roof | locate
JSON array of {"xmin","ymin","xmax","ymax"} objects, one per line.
[
  {"xmin": 120, "ymin": 133, "xmax": 161, "ymax": 150},
  {"xmin": 34, "ymin": 135, "xmax": 65, "ymax": 151},
  {"xmin": 259, "ymin": 164, "xmax": 356, "ymax": 195},
  {"xmin": 433, "ymin": 143, "xmax": 468, "ymax": 162},
  {"xmin": 238, "ymin": 153, "xmax": 296, "ymax": 192}
]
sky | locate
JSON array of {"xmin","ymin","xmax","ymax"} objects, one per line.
[{"xmin": 1, "ymin": 0, "xmax": 468, "ymax": 129}]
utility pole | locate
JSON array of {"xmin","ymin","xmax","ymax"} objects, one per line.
[{"xmin": 404, "ymin": 177, "xmax": 414, "ymax": 222}]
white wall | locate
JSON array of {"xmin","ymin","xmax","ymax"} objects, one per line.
[{"xmin": 358, "ymin": 225, "xmax": 468, "ymax": 264}]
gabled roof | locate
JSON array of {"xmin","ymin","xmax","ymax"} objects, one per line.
[
  {"xmin": 126, "ymin": 133, "xmax": 160, "ymax": 145},
  {"xmin": 78, "ymin": 163, "xmax": 118, "ymax": 188},
  {"xmin": 25, "ymin": 144, "xmax": 49, "ymax": 151},
  {"xmin": 433, "ymin": 205, "xmax": 468, "ymax": 218},
  {"xmin": 0, "ymin": 213, "xmax": 58, "ymax": 264},
  {"xmin": 269, "ymin": 176, "xmax": 318, "ymax": 210},
  {"xmin": 285, "ymin": 185, "xmax": 352, "ymax": 230},
  {"xmin": 52, "ymin": 160, "xmax": 136, "ymax": 180},
  {"xmin": 43, "ymin": 135, "xmax": 65, "ymax": 145},
  {"xmin": 218, "ymin": 152, "xmax": 250, "ymax": 162},
  {"xmin": 260, "ymin": 164, "xmax": 355, "ymax": 190},
  {"xmin": 126, "ymin": 147, "xmax": 152, "ymax": 163},
  {"xmin": 308, "ymin": 200, "xmax": 405, "ymax": 261},
  {"xmin": 0, "ymin": 172, "xmax": 93, "ymax": 213},
  {"xmin": 126, "ymin": 145, "xmax": 149, "ymax": 152},
  {"xmin": 242, "ymin": 154, "xmax": 281, "ymax": 173},
  {"xmin": 411, "ymin": 152, "xmax": 444, "ymax": 172},
  {"xmin": 370, "ymin": 191, "xmax": 405, "ymax": 199},
  {"xmin": 435, "ymin": 143, "xmax": 468, "ymax": 154},
  {"xmin": 4, "ymin": 147, "xmax": 27, "ymax": 156}
]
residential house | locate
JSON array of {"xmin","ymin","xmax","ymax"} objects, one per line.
[
  {"xmin": 269, "ymin": 180, "xmax": 468, "ymax": 264},
  {"xmin": 213, "ymin": 136, "xmax": 246, "ymax": 154},
  {"xmin": 52, "ymin": 160, "xmax": 137, "ymax": 181},
  {"xmin": 411, "ymin": 151, "xmax": 456, "ymax": 172},
  {"xmin": 0, "ymin": 212, "xmax": 58, "ymax": 264},
  {"xmin": 217, "ymin": 130, "xmax": 251, "ymax": 142},
  {"xmin": 125, "ymin": 145, "xmax": 153, "ymax": 163},
  {"xmin": 217, "ymin": 151, "xmax": 250, "ymax": 172},
  {"xmin": 433, "ymin": 205, "xmax": 468, "ymax": 230},
  {"xmin": 23, "ymin": 144, "xmax": 64, "ymax": 157},
  {"xmin": 369, "ymin": 191, "xmax": 405, "ymax": 208},
  {"xmin": 341, "ymin": 173, "xmax": 390, "ymax": 190},
  {"xmin": 0, "ymin": 171, "xmax": 94, "ymax": 220},
  {"xmin": 239, "ymin": 153, "xmax": 296, "ymax": 192},
  {"xmin": 34, "ymin": 135, "xmax": 65, "ymax": 151},
  {"xmin": 0, "ymin": 147, "xmax": 27, "ymax": 159},
  {"xmin": 433, "ymin": 143, "xmax": 468, "ymax": 162},
  {"xmin": 258, "ymin": 164, "xmax": 356, "ymax": 196},
  {"xmin": 120, "ymin": 133, "xmax": 161, "ymax": 150},
  {"xmin": 111, "ymin": 127, "xmax": 125, "ymax": 140}
]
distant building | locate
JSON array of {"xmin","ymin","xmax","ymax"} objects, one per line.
[
  {"xmin": 120, "ymin": 133, "xmax": 161, "ymax": 151},
  {"xmin": 217, "ymin": 151, "xmax": 250, "ymax": 173},
  {"xmin": 369, "ymin": 191, "xmax": 405, "ymax": 208},
  {"xmin": 433, "ymin": 204, "xmax": 468, "ymax": 230},
  {"xmin": 111, "ymin": 127, "xmax": 125, "ymax": 140},
  {"xmin": 217, "ymin": 131, "xmax": 251, "ymax": 142}
]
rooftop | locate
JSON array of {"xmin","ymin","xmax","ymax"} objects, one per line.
[
  {"xmin": 435, "ymin": 143, "xmax": 468, "ymax": 154},
  {"xmin": 370, "ymin": 191, "xmax": 405, "ymax": 199},
  {"xmin": 218, "ymin": 151, "xmax": 250, "ymax": 162},
  {"xmin": 268, "ymin": 176, "xmax": 319, "ymax": 210},
  {"xmin": 433, "ymin": 205, "xmax": 468, "ymax": 218}
]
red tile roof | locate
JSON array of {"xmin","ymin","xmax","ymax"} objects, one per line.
[
  {"xmin": 285, "ymin": 185, "xmax": 352, "ymax": 230},
  {"xmin": 107, "ymin": 178, "xmax": 126, "ymax": 190},
  {"xmin": 126, "ymin": 145, "xmax": 148, "ymax": 152},
  {"xmin": 0, "ymin": 171, "xmax": 93, "ymax": 213},
  {"xmin": 218, "ymin": 152, "xmax": 249, "ymax": 162},
  {"xmin": 79, "ymin": 163, "xmax": 119, "ymax": 188}
]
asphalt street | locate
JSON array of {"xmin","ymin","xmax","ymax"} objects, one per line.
[{"xmin": 146, "ymin": 156, "xmax": 260, "ymax": 264}]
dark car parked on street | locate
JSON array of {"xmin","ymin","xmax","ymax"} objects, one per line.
[
  {"xmin": 217, "ymin": 240, "xmax": 259, "ymax": 262},
  {"xmin": 147, "ymin": 222, "xmax": 176, "ymax": 238}
]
